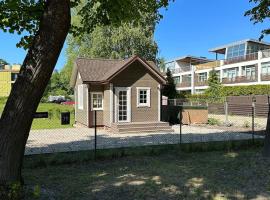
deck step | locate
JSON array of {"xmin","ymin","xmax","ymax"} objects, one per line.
[{"xmin": 111, "ymin": 121, "xmax": 174, "ymax": 134}]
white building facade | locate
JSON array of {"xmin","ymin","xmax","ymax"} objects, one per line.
[{"xmin": 165, "ymin": 39, "xmax": 270, "ymax": 94}]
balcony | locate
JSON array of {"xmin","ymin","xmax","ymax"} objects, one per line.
[
  {"xmin": 262, "ymin": 49, "xmax": 270, "ymax": 59},
  {"xmin": 176, "ymin": 82, "xmax": 191, "ymax": 88},
  {"xmin": 261, "ymin": 73, "xmax": 270, "ymax": 81},
  {"xmin": 195, "ymin": 81, "xmax": 208, "ymax": 86},
  {"xmin": 223, "ymin": 53, "xmax": 258, "ymax": 65},
  {"xmin": 222, "ymin": 76, "xmax": 257, "ymax": 84},
  {"xmin": 171, "ymin": 66, "xmax": 192, "ymax": 74}
]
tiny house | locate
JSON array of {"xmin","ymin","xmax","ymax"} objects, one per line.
[{"xmin": 70, "ymin": 55, "xmax": 173, "ymax": 133}]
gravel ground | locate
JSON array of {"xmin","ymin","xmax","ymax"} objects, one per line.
[
  {"xmin": 208, "ymin": 114, "xmax": 267, "ymax": 130},
  {"xmin": 25, "ymin": 125, "xmax": 264, "ymax": 155}
]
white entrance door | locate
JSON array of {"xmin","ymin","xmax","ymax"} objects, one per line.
[{"xmin": 115, "ymin": 87, "xmax": 131, "ymax": 123}]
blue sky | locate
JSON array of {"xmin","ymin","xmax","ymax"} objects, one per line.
[{"xmin": 0, "ymin": 0, "xmax": 269, "ymax": 70}]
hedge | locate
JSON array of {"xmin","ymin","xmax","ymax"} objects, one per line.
[
  {"xmin": 220, "ymin": 85, "xmax": 270, "ymax": 96},
  {"xmin": 177, "ymin": 85, "xmax": 270, "ymax": 103}
]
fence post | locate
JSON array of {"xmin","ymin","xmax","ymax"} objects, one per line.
[
  {"xmin": 179, "ymin": 106, "xmax": 183, "ymax": 145},
  {"xmin": 94, "ymin": 110, "xmax": 97, "ymax": 160},
  {"xmin": 252, "ymin": 97, "xmax": 256, "ymax": 145},
  {"xmin": 225, "ymin": 100, "xmax": 229, "ymax": 124}
]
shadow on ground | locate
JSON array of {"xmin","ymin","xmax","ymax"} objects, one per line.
[{"xmin": 23, "ymin": 149, "xmax": 270, "ymax": 200}]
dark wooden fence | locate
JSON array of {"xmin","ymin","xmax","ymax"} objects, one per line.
[{"xmin": 208, "ymin": 95, "xmax": 269, "ymax": 117}]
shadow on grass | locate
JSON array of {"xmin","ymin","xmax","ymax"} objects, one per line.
[{"xmin": 23, "ymin": 143, "xmax": 270, "ymax": 200}]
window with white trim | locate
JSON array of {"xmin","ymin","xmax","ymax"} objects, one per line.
[
  {"xmin": 137, "ymin": 87, "xmax": 151, "ymax": 107},
  {"xmin": 78, "ymin": 84, "xmax": 84, "ymax": 110},
  {"xmin": 91, "ymin": 92, "xmax": 103, "ymax": 110}
]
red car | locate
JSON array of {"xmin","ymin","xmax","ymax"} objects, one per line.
[{"xmin": 61, "ymin": 101, "xmax": 75, "ymax": 106}]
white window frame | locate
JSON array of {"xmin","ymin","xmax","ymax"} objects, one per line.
[
  {"xmin": 78, "ymin": 84, "xmax": 84, "ymax": 110},
  {"xmin": 137, "ymin": 87, "xmax": 151, "ymax": 107},
  {"xmin": 91, "ymin": 92, "xmax": 103, "ymax": 111}
]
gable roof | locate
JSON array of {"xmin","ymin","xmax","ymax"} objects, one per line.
[{"xmin": 70, "ymin": 55, "xmax": 166, "ymax": 87}]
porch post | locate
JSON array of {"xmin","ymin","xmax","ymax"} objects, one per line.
[
  {"xmin": 86, "ymin": 84, "xmax": 90, "ymax": 127},
  {"xmin": 109, "ymin": 83, "xmax": 114, "ymax": 126},
  {"xmin": 158, "ymin": 84, "xmax": 161, "ymax": 122}
]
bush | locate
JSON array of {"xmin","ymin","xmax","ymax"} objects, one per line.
[
  {"xmin": 208, "ymin": 118, "xmax": 221, "ymax": 126},
  {"xmin": 220, "ymin": 85, "xmax": 270, "ymax": 96}
]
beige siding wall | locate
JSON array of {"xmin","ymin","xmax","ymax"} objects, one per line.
[
  {"xmin": 89, "ymin": 85, "xmax": 104, "ymax": 126},
  {"xmin": 103, "ymin": 84, "xmax": 111, "ymax": 127},
  {"xmin": 75, "ymin": 73, "xmax": 89, "ymax": 126},
  {"xmin": 112, "ymin": 61, "xmax": 160, "ymax": 122}
]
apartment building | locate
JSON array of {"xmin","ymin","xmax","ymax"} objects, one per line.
[
  {"xmin": 165, "ymin": 39, "xmax": 270, "ymax": 94},
  {"xmin": 0, "ymin": 65, "xmax": 20, "ymax": 97}
]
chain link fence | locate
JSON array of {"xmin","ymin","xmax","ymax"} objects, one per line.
[{"xmin": 0, "ymin": 95, "xmax": 267, "ymax": 155}]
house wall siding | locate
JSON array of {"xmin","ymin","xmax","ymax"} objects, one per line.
[
  {"xmin": 112, "ymin": 61, "xmax": 160, "ymax": 122},
  {"xmin": 75, "ymin": 73, "xmax": 89, "ymax": 126},
  {"xmin": 103, "ymin": 84, "xmax": 111, "ymax": 127}
]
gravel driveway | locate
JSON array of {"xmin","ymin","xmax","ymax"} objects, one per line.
[{"xmin": 25, "ymin": 125, "xmax": 264, "ymax": 155}]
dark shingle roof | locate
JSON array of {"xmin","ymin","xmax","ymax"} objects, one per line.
[{"xmin": 70, "ymin": 56, "xmax": 166, "ymax": 87}]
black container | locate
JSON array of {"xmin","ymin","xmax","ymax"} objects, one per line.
[{"xmin": 61, "ymin": 112, "xmax": 70, "ymax": 125}]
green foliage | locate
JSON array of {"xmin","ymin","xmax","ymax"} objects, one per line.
[
  {"xmin": 43, "ymin": 69, "xmax": 73, "ymax": 99},
  {"xmin": 186, "ymin": 85, "xmax": 270, "ymax": 103},
  {"xmin": 245, "ymin": 0, "xmax": 270, "ymax": 39},
  {"xmin": 205, "ymin": 69, "xmax": 222, "ymax": 99},
  {"xmin": 69, "ymin": 23, "xmax": 158, "ymax": 61},
  {"xmin": 0, "ymin": 182, "xmax": 22, "ymax": 200},
  {"xmin": 220, "ymin": 84, "xmax": 270, "ymax": 96},
  {"xmin": 162, "ymin": 69, "xmax": 177, "ymax": 99},
  {"xmin": 208, "ymin": 118, "xmax": 221, "ymax": 126},
  {"xmin": 32, "ymin": 185, "xmax": 41, "ymax": 199},
  {"xmin": 157, "ymin": 57, "xmax": 166, "ymax": 72},
  {"xmin": 0, "ymin": 0, "xmax": 171, "ymax": 48},
  {"xmin": 0, "ymin": 58, "xmax": 9, "ymax": 67},
  {"xmin": 0, "ymin": 0, "xmax": 44, "ymax": 48}
]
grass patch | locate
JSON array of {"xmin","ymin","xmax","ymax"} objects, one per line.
[
  {"xmin": 24, "ymin": 139, "xmax": 264, "ymax": 169},
  {"xmin": 0, "ymin": 101, "xmax": 75, "ymax": 130},
  {"xmin": 23, "ymin": 141, "xmax": 270, "ymax": 200}
]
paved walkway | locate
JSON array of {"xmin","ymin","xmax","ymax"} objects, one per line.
[{"xmin": 25, "ymin": 125, "xmax": 264, "ymax": 155}]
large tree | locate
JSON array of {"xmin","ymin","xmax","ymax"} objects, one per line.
[
  {"xmin": 0, "ymin": 0, "xmax": 171, "ymax": 188},
  {"xmin": 205, "ymin": 69, "xmax": 222, "ymax": 100},
  {"xmin": 163, "ymin": 69, "xmax": 177, "ymax": 99},
  {"xmin": 246, "ymin": 0, "xmax": 270, "ymax": 156},
  {"xmin": 47, "ymin": 1, "xmax": 160, "ymax": 101}
]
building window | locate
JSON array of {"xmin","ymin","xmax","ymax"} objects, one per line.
[
  {"xmin": 227, "ymin": 43, "xmax": 245, "ymax": 59},
  {"xmin": 223, "ymin": 68, "xmax": 239, "ymax": 80},
  {"xmin": 78, "ymin": 84, "xmax": 84, "ymax": 110},
  {"xmin": 137, "ymin": 87, "xmax": 151, "ymax": 107},
  {"xmin": 242, "ymin": 65, "xmax": 256, "ymax": 80},
  {"xmin": 198, "ymin": 72, "xmax": 207, "ymax": 82},
  {"xmin": 262, "ymin": 62, "xmax": 270, "ymax": 75},
  {"xmin": 182, "ymin": 74, "xmax": 191, "ymax": 83},
  {"xmin": 91, "ymin": 92, "xmax": 103, "ymax": 110}
]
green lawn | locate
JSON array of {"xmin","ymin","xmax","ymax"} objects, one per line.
[
  {"xmin": 23, "ymin": 148, "xmax": 270, "ymax": 200},
  {"xmin": 0, "ymin": 98, "xmax": 75, "ymax": 130}
]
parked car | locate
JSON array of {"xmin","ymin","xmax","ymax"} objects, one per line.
[
  {"xmin": 61, "ymin": 101, "xmax": 75, "ymax": 106},
  {"xmin": 48, "ymin": 95, "xmax": 66, "ymax": 103}
]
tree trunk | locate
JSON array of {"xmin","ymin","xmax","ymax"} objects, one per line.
[
  {"xmin": 263, "ymin": 100, "xmax": 270, "ymax": 157},
  {"xmin": 0, "ymin": 0, "xmax": 70, "ymax": 184}
]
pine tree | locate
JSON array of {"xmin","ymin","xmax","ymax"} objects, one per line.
[
  {"xmin": 205, "ymin": 69, "xmax": 222, "ymax": 99},
  {"xmin": 162, "ymin": 69, "xmax": 177, "ymax": 99}
]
